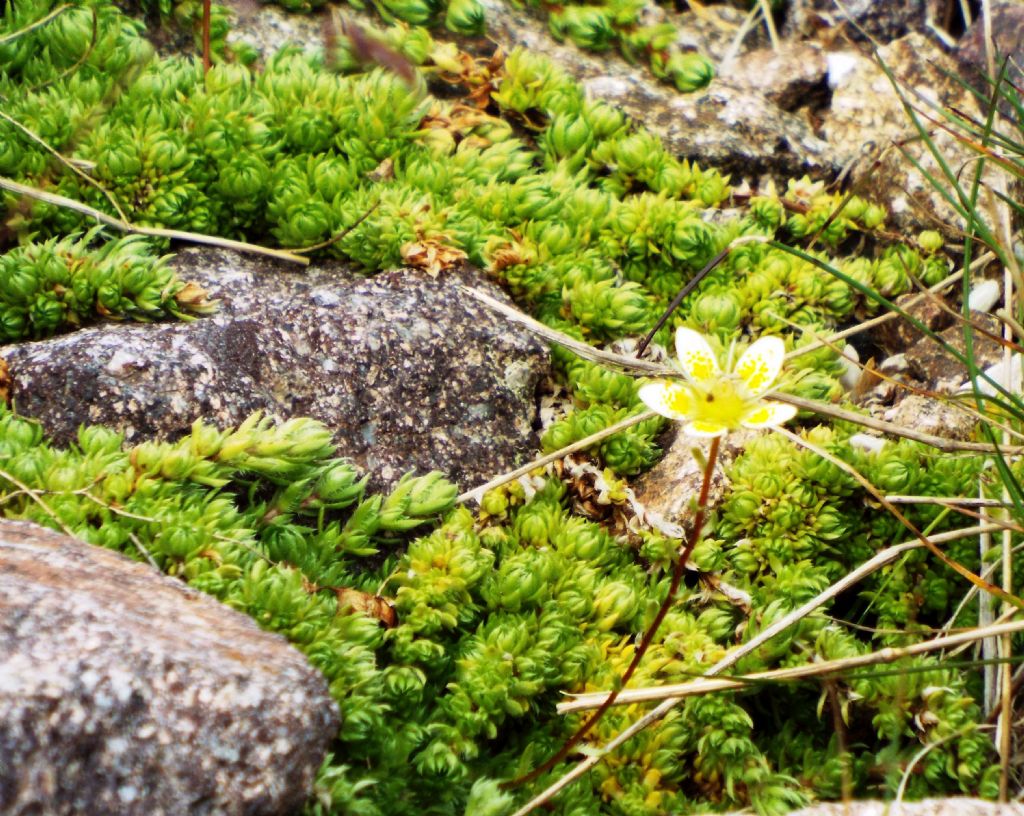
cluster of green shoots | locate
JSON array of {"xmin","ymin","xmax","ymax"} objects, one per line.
[
  {"xmin": 1, "ymin": 0, "xmax": 1016, "ymax": 813},
  {"xmin": 0, "ymin": 404, "xmax": 1003, "ymax": 814}
]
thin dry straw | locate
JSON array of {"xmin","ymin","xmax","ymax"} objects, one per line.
[{"xmin": 559, "ymin": 615, "xmax": 1024, "ymax": 713}]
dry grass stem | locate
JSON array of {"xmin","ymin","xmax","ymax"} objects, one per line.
[
  {"xmin": 777, "ymin": 392, "xmax": 1024, "ymax": 454},
  {"xmin": 0, "ymin": 109, "xmax": 128, "ymax": 222},
  {"xmin": 885, "ymin": 495, "xmax": 1013, "ymax": 507},
  {"xmin": 456, "ymin": 410, "xmax": 657, "ymax": 504},
  {"xmin": 0, "ymin": 176, "xmax": 310, "ymax": 265},
  {"xmin": 780, "ymin": 310, "xmax": 1024, "ymax": 444},
  {"xmin": 558, "ymin": 617, "xmax": 1024, "ymax": 713},
  {"xmin": 757, "ymin": 0, "xmax": 779, "ymax": 49},
  {"xmin": 127, "ymin": 530, "xmax": 161, "ymax": 571},
  {"xmin": 0, "ymin": 466, "xmax": 76, "ymax": 538},
  {"xmin": 0, "ymin": 3, "xmax": 72, "ymax": 45}
]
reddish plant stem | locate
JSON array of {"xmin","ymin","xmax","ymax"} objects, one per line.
[
  {"xmin": 202, "ymin": 0, "xmax": 211, "ymax": 74},
  {"xmin": 504, "ymin": 435, "xmax": 721, "ymax": 790}
]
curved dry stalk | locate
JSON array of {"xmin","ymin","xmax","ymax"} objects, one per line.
[
  {"xmin": 757, "ymin": 0, "xmax": 779, "ymax": 49},
  {"xmin": 894, "ymin": 726, "xmax": 986, "ymax": 812},
  {"xmin": 776, "ymin": 392, "xmax": 1024, "ymax": 454},
  {"xmin": 0, "ymin": 465, "xmax": 76, "ymax": 538},
  {"xmin": 462, "ymin": 287, "xmax": 674, "ymax": 375},
  {"xmin": 558, "ymin": 615, "xmax": 1024, "ymax": 713},
  {"xmin": 0, "ymin": 176, "xmax": 310, "ymax": 265},
  {"xmin": 285, "ymin": 199, "xmax": 381, "ymax": 254},
  {"xmin": 718, "ymin": 2, "xmax": 761, "ymax": 72},
  {"xmin": 506, "ymin": 522, "xmax": 1001, "ymax": 816},
  {"xmin": 883, "ymin": 495, "xmax": 1024, "ymax": 534},
  {"xmin": 0, "ymin": 3, "xmax": 72, "ymax": 45},
  {"xmin": 127, "ymin": 530, "xmax": 161, "ymax": 571},
  {"xmin": 784, "ymin": 253, "xmax": 995, "ymax": 361},
  {"xmin": 946, "ymin": 608, "xmax": 1018, "ymax": 660},
  {"xmin": 0, "ymin": 108, "xmax": 128, "ymax": 222},
  {"xmin": 779, "ymin": 309, "xmax": 1024, "ymax": 444},
  {"xmin": 456, "ymin": 410, "xmax": 657, "ymax": 504},
  {"xmin": 886, "ymin": 495, "xmax": 1012, "ymax": 507},
  {"xmin": 636, "ymin": 235, "xmax": 771, "ymax": 356}
]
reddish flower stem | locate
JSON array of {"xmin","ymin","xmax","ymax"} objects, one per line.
[{"xmin": 504, "ymin": 435, "xmax": 721, "ymax": 790}]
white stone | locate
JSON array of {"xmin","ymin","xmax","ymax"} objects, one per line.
[
  {"xmin": 966, "ymin": 279, "xmax": 1001, "ymax": 313},
  {"xmin": 826, "ymin": 52, "xmax": 860, "ymax": 90},
  {"xmin": 849, "ymin": 433, "xmax": 886, "ymax": 453}
]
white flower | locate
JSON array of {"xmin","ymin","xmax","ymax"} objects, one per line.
[{"xmin": 638, "ymin": 328, "xmax": 797, "ymax": 438}]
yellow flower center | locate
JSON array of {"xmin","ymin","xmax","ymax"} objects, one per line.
[{"xmin": 690, "ymin": 378, "xmax": 749, "ymax": 429}]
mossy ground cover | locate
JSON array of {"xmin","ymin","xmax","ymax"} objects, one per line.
[{"xmin": 0, "ymin": 1, "xmax": 1017, "ymax": 813}]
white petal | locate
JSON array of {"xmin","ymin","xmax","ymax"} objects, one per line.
[
  {"xmin": 674, "ymin": 327, "xmax": 720, "ymax": 386},
  {"xmin": 638, "ymin": 381, "xmax": 694, "ymax": 421},
  {"xmin": 739, "ymin": 401, "xmax": 797, "ymax": 429},
  {"xmin": 734, "ymin": 336, "xmax": 785, "ymax": 397}
]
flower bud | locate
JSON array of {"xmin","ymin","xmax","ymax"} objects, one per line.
[
  {"xmin": 726, "ymin": 490, "xmax": 761, "ymax": 523},
  {"xmin": 692, "ymin": 288, "xmax": 742, "ymax": 333},
  {"xmin": 549, "ymin": 6, "xmax": 615, "ymax": 51},
  {"xmin": 593, "ymin": 579, "xmax": 640, "ymax": 630},
  {"xmin": 670, "ymin": 218, "xmax": 715, "ymax": 266},
  {"xmin": 600, "ymin": 431, "xmax": 656, "ymax": 475},
  {"xmin": 273, "ymin": 200, "xmax": 333, "ymax": 246},
  {"xmin": 444, "ymin": 0, "xmax": 486, "ymax": 35},
  {"xmin": 29, "ymin": 293, "xmax": 64, "ymax": 335},
  {"xmin": 749, "ymin": 196, "xmax": 784, "ymax": 230},
  {"xmin": 667, "ymin": 52, "xmax": 714, "ymax": 93},
  {"xmin": 379, "ymin": 0, "xmax": 434, "ymax": 25},
  {"xmin": 584, "ymin": 101, "xmax": 626, "ymax": 140},
  {"xmin": 544, "ymin": 112, "xmax": 592, "ymax": 159},
  {"xmin": 613, "ymin": 132, "xmax": 657, "ymax": 175},
  {"xmin": 311, "ymin": 463, "xmax": 367, "ymax": 509},
  {"xmin": 861, "ymin": 203, "xmax": 886, "ymax": 229},
  {"xmin": 49, "ymin": 5, "xmax": 95, "ymax": 63},
  {"xmin": 874, "ymin": 456, "xmax": 914, "ymax": 492},
  {"xmin": 917, "ymin": 230, "xmax": 943, "ymax": 254},
  {"xmin": 481, "ymin": 488, "xmax": 509, "ymax": 517},
  {"xmin": 696, "ymin": 172, "xmax": 728, "ymax": 206}
]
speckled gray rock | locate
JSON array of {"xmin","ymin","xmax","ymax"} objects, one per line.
[
  {"xmin": 478, "ymin": 0, "xmax": 838, "ymax": 183},
  {"xmin": 0, "ymin": 519, "xmax": 338, "ymax": 816},
  {"xmin": 718, "ymin": 42, "xmax": 828, "ymax": 112},
  {"xmin": 821, "ymin": 33, "xmax": 1005, "ymax": 236},
  {"xmin": 883, "ymin": 393, "xmax": 979, "ymax": 441},
  {"xmin": 782, "ymin": 0, "xmax": 932, "ymax": 42},
  {"xmin": 1, "ymin": 249, "xmax": 549, "ymax": 491},
  {"xmin": 632, "ymin": 427, "xmax": 759, "ymax": 533},
  {"xmin": 903, "ymin": 311, "xmax": 1006, "ymax": 393}
]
